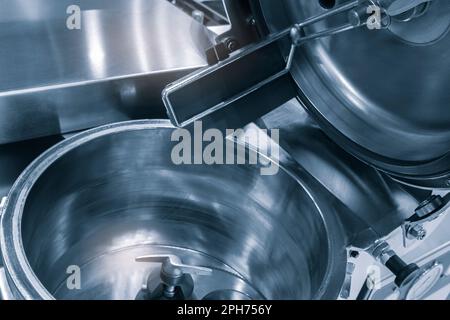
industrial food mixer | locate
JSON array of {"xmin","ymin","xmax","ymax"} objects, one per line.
[{"xmin": 0, "ymin": 0, "xmax": 449, "ymax": 301}]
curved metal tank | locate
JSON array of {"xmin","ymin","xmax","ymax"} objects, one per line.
[{"xmin": 0, "ymin": 120, "xmax": 348, "ymax": 300}]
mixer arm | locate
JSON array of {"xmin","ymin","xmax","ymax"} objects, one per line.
[
  {"xmin": 162, "ymin": 0, "xmax": 446, "ymax": 130},
  {"xmin": 162, "ymin": 0, "xmax": 370, "ymax": 129}
]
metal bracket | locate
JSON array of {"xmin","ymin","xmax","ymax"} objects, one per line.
[
  {"xmin": 402, "ymin": 194, "xmax": 450, "ymax": 247},
  {"xmin": 162, "ymin": 0, "xmax": 372, "ymax": 129}
]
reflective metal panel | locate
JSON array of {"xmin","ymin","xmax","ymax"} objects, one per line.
[{"xmin": 0, "ymin": 0, "xmax": 210, "ymax": 144}]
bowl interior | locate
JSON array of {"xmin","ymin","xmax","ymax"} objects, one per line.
[{"xmin": 19, "ymin": 125, "xmax": 332, "ymax": 299}]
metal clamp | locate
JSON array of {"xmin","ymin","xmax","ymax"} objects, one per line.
[{"xmin": 402, "ymin": 193, "xmax": 450, "ymax": 247}]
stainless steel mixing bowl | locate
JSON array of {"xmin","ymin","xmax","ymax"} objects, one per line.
[{"xmin": 0, "ymin": 120, "xmax": 346, "ymax": 300}]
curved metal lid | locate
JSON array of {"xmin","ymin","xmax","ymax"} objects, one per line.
[{"xmin": 256, "ymin": 0, "xmax": 450, "ymax": 187}]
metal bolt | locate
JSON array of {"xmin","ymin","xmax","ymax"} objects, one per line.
[
  {"xmin": 225, "ymin": 38, "xmax": 239, "ymax": 52},
  {"xmin": 407, "ymin": 224, "xmax": 427, "ymax": 241},
  {"xmin": 247, "ymin": 17, "xmax": 256, "ymax": 26}
]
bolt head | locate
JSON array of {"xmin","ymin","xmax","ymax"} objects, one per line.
[
  {"xmin": 408, "ymin": 225, "xmax": 427, "ymax": 241},
  {"xmin": 247, "ymin": 17, "xmax": 256, "ymax": 26}
]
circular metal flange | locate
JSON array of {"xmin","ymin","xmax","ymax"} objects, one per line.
[
  {"xmin": 254, "ymin": 0, "xmax": 450, "ymax": 188},
  {"xmin": 389, "ymin": 1, "xmax": 450, "ymax": 45}
]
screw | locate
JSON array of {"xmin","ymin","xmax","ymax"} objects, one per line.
[
  {"xmin": 349, "ymin": 250, "xmax": 360, "ymax": 258},
  {"xmin": 247, "ymin": 17, "xmax": 256, "ymax": 26},
  {"xmin": 225, "ymin": 38, "xmax": 239, "ymax": 52}
]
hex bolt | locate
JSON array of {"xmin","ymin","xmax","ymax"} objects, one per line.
[
  {"xmin": 407, "ymin": 224, "xmax": 427, "ymax": 241},
  {"xmin": 225, "ymin": 38, "xmax": 239, "ymax": 52},
  {"xmin": 246, "ymin": 17, "xmax": 256, "ymax": 26}
]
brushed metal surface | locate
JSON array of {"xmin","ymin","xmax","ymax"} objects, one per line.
[{"xmin": 0, "ymin": 0, "xmax": 210, "ymax": 144}]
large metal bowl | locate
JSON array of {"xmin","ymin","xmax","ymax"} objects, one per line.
[{"xmin": 0, "ymin": 120, "xmax": 346, "ymax": 300}]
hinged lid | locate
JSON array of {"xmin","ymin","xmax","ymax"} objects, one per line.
[{"xmin": 162, "ymin": 0, "xmax": 450, "ymax": 188}]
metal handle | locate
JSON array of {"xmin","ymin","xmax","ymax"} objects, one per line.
[{"xmin": 136, "ymin": 255, "xmax": 212, "ymax": 276}]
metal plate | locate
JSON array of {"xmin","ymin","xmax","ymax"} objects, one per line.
[
  {"xmin": 256, "ymin": 0, "xmax": 450, "ymax": 187},
  {"xmin": 0, "ymin": 0, "xmax": 211, "ymax": 144}
]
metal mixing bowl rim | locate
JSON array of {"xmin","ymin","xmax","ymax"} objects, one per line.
[{"xmin": 0, "ymin": 119, "xmax": 345, "ymax": 300}]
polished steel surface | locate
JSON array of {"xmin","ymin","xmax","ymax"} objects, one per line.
[
  {"xmin": 257, "ymin": 0, "xmax": 450, "ymax": 165},
  {"xmin": 260, "ymin": 100, "xmax": 421, "ymax": 245},
  {"xmin": 0, "ymin": 0, "xmax": 210, "ymax": 144},
  {"xmin": 0, "ymin": 136, "xmax": 62, "ymax": 198},
  {"xmin": 0, "ymin": 120, "xmax": 347, "ymax": 300}
]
